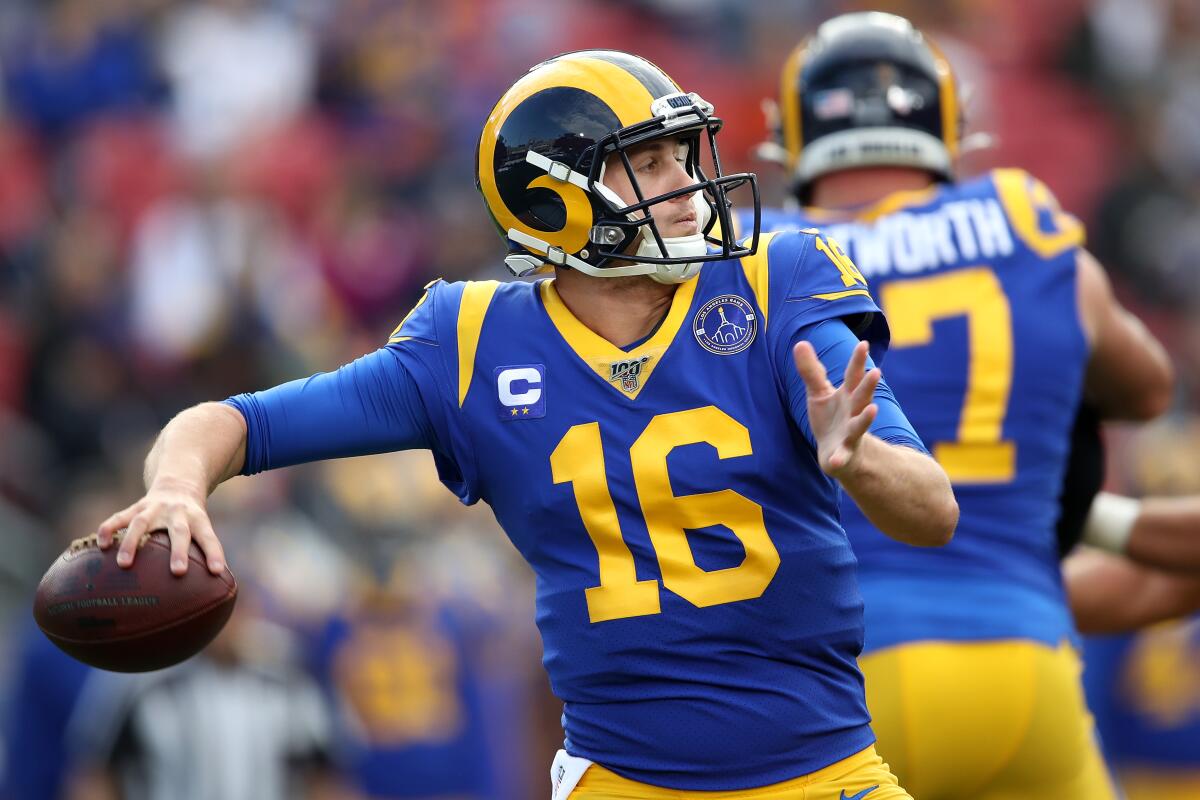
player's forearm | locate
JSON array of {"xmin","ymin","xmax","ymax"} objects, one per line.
[
  {"xmin": 144, "ymin": 402, "xmax": 248, "ymax": 497},
  {"xmin": 836, "ymin": 435, "xmax": 957, "ymax": 547},
  {"xmin": 1126, "ymin": 496, "xmax": 1200, "ymax": 572},
  {"xmin": 1065, "ymin": 547, "xmax": 1200, "ymax": 634}
]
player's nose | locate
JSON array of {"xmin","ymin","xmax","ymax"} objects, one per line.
[{"xmin": 667, "ymin": 159, "xmax": 696, "ymax": 201}]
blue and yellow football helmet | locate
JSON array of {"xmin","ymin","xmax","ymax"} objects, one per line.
[
  {"xmin": 475, "ymin": 50, "xmax": 759, "ymax": 284},
  {"xmin": 771, "ymin": 12, "xmax": 961, "ymax": 201}
]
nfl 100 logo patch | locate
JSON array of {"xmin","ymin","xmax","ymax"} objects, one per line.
[
  {"xmin": 608, "ymin": 355, "xmax": 651, "ymax": 394},
  {"xmin": 693, "ymin": 294, "xmax": 756, "ymax": 355},
  {"xmin": 495, "ymin": 364, "xmax": 546, "ymax": 419}
]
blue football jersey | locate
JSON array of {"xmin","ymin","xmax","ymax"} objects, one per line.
[
  {"xmin": 1084, "ymin": 618, "xmax": 1200, "ymax": 769},
  {"xmin": 745, "ymin": 169, "xmax": 1090, "ymax": 652},
  {"xmin": 382, "ymin": 231, "xmax": 894, "ymax": 789},
  {"xmin": 309, "ymin": 601, "xmax": 503, "ymax": 799}
]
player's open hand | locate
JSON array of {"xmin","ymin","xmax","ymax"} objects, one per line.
[
  {"xmin": 793, "ymin": 339, "xmax": 881, "ymax": 478},
  {"xmin": 96, "ymin": 478, "xmax": 226, "ymax": 577}
]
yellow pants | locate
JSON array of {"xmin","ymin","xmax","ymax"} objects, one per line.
[
  {"xmin": 860, "ymin": 639, "xmax": 1118, "ymax": 800},
  {"xmin": 568, "ymin": 744, "xmax": 911, "ymax": 799}
]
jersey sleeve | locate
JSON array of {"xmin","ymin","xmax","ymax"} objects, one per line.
[
  {"xmin": 990, "ymin": 168, "xmax": 1085, "ymax": 260},
  {"xmin": 779, "ymin": 318, "xmax": 928, "ymax": 454},
  {"xmin": 384, "ymin": 278, "xmax": 491, "ymax": 504},
  {"xmin": 224, "ymin": 345, "xmax": 438, "ymax": 472},
  {"xmin": 227, "ymin": 280, "xmax": 482, "ymax": 504},
  {"xmin": 758, "ymin": 229, "xmax": 890, "ymax": 366}
]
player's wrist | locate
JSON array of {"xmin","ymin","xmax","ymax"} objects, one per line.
[
  {"xmin": 1081, "ymin": 492, "xmax": 1140, "ymax": 554},
  {"xmin": 147, "ymin": 473, "xmax": 208, "ymax": 503}
]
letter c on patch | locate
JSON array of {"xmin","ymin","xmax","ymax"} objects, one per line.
[{"xmin": 497, "ymin": 367, "xmax": 542, "ymax": 406}]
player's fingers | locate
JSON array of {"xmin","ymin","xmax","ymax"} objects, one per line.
[
  {"xmin": 189, "ymin": 513, "xmax": 226, "ymax": 575},
  {"xmin": 97, "ymin": 504, "xmax": 139, "ymax": 548},
  {"xmin": 793, "ymin": 341, "xmax": 833, "ymax": 397},
  {"xmin": 848, "ymin": 368, "xmax": 882, "ymax": 414},
  {"xmin": 166, "ymin": 512, "xmax": 192, "ymax": 576},
  {"xmin": 842, "ymin": 341, "xmax": 868, "ymax": 395},
  {"xmin": 844, "ymin": 403, "xmax": 879, "ymax": 448},
  {"xmin": 117, "ymin": 514, "xmax": 149, "ymax": 568}
]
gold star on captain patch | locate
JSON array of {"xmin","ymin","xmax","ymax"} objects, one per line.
[
  {"xmin": 510, "ymin": 408, "xmax": 518, "ymax": 416},
  {"xmin": 521, "ymin": 407, "xmax": 530, "ymax": 415}
]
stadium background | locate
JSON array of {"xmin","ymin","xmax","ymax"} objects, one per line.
[{"xmin": 0, "ymin": 0, "xmax": 1196, "ymax": 797}]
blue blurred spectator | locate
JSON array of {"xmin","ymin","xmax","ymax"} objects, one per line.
[
  {"xmin": 0, "ymin": 619, "xmax": 92, "ymax": 800},
  {"xmin": 1084, "ymin": 617, "xmax": 1200, "ymax": 799},
  {"xmin": 2, "ymin": 0, "xmax": 160, "ymax": 140},
  {"xmin": 308, "ymin": 552, "xmax": 538, "ymax": 800}
]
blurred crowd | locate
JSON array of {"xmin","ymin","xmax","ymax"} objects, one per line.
[{"xmin": 0, "ymin": 0, "xmax": 1197, "ymax": 798}]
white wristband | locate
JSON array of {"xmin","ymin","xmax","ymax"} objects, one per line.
[{"xmin": 1081, "ymin": 492, "xmax": 1141, "ymax": 554}]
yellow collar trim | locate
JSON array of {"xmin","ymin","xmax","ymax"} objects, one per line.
[{"xmin": 539, "ymin": 276, "xmax": 700, "ymax": 400}]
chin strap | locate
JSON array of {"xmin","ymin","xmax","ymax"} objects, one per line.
[
  {"xmin": 505, "ymin": 229, "xmax": 658, "ymax": 278},
  {"xmin": 634, "ymin": 193, "xmax": 712, "ymax": 283},
  {"xmin": 506, "ymin": 227, "xmax": 703, "ymax": 283}
]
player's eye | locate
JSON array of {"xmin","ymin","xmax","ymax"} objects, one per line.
[{"xmin": 636, "ymin": 157, "xmax": 659, "ymax": 174}]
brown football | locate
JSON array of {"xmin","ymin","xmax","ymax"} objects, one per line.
[{"xmin": 33, "ymin": 530, "xmax": 237, "ymax": 672}]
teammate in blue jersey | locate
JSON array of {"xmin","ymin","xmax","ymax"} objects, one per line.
[
  {"xmin": 1084, "ymin": 616, "xmax": 1200, "ymax": 800},
  {"xmin": 744, "ymin": 11, "xmax": 1175, "ymax": 800},
  {"xmin": 93, "ymin": 50, "xmax": 957, "ymax": 799}
]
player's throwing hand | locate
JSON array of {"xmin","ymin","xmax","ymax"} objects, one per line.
[
  {"xmin": 793, "ymin": 339, "xmax": 880, "ymax": 477},
  {"xmin": 96, "ymin": 479, "xmax": 225, "ymax": 577}
]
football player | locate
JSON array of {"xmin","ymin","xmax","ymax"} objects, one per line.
[
  {"xmin": 743, "ymin": 11, "xmax": 1176, "ymax": 800},
  {"xmin": 1083, "ymin": 614, "xmax": 1200, "ymax": 800},
  {"xmin": 1057, "ymin": 405, "xmax": 1200, "ymax": 634},
  {"xmin": 95, "ymin": 51, "xmax": 958, "ymax": 798}
]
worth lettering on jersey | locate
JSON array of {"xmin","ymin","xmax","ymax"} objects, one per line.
[{"xmin": 821, "ymin": 197, "xmax": 1014, "ymax": 278}]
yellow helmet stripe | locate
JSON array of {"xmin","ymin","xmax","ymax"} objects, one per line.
[
  {"xmin": 926, "ymin": 37, "xmax": 959, "ymax": 159},
  {"xmin": 779, "ymin": 42, "xmax": 807, "ymax": 173},
  {"xmin": 478, "ymin": 56, "xmax": 662, "ymax": 256}
]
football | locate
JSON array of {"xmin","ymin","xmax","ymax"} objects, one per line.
[{"xmin": 33, "ymin": 530, "xmax": 237, "ymax": 672}]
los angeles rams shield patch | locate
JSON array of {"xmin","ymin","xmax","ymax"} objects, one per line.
[{"xmin": 693, "ymin": 294, "xmax": 756, "ymax": 355}]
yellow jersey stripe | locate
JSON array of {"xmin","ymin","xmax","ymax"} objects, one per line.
[
  {"xmin": 740, "ymin": 230, "xmax": 779, "ymax": 328},
  {"xmin": 456, "ymin": 281, "xmax": 501, "ymax": 407},
  {"xmin": 388, "ymin": 286, "xmax": 434, "ymax": 342},
  {"xmin": 811, "ymin": 288, "xmax": 873, "ymax": 301}
]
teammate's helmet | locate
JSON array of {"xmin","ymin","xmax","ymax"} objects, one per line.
[
  {"xmin": 476, "ymin": 50, "xmax": 759, "ymax": 284},
  {"xmin": 775, "ymin": 12, "xmax": 959, "ymax": 199}
]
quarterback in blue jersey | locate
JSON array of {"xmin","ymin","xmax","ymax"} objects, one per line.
[
  {"xmin": 743, "ymin": 12, "xmax": 1175, "ymax": 800},
  {"xmin": 95, "ymin": 51, "xmax": 957, "ymax": 798}
]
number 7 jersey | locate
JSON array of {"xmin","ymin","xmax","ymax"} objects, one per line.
[
  {"xmin": 382, "ymin": 230, "xmax": 910, "ymax": 790},
  {"xmin": 752, "ymin": 169, "xmax": 1091, "ymax": 654}
]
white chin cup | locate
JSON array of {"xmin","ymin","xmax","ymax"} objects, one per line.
[{"xmin": 636, "ymin": 193, "xmax": 713, "ymax": 284}]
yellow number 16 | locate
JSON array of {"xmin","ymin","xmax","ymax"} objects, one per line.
[{"xmin": 550, "ymin": 406, "xmax": 780, "ymax": 623}]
